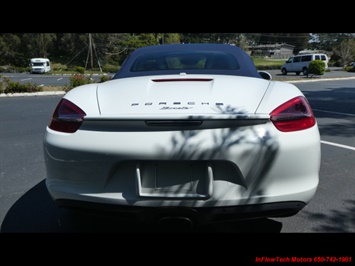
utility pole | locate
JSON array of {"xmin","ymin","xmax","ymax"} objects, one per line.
[
  {"xmin": 89, "ymin": 33, "xmax": 94, "ymax": 71},
  {"xmin": 85, "ymin": 33, "xmax": 102, "ymax": 72}
]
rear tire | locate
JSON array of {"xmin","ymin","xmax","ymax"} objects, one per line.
[
  {"xmin": 303, "ymin": 68, "xmax": 308, "ymax": 75},
  {"xmin": 296, "ymin": 72, "xmax": 300, "ymax": 75}
]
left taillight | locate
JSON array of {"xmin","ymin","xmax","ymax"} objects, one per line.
[
  {"xmin": 270, "ymin": 96, "xmax": 316, "ymax": 132},
  {"xmin": 48, "ymin": 98, "xmax": 86, "ymax": 133}
]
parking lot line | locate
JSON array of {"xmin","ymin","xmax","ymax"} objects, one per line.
[
  {"xmin": 313, "ymin": 109, "xmax": 355, "ymax": 117},
  {"xmin": 320, "ymin": 140, "xmax": 355, "ymax": 151}
]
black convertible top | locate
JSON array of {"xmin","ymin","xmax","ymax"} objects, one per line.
[{"xmin": 112, "ymin": 43, "xmax": 261, "ymax": 79}]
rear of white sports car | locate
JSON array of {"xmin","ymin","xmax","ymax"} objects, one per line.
[
  {"xmin": 44, "ymin": 44, "xmax": 321, "ymax": 227},
  {"xmin": 43, "ymin": 44, "xmax": 320, "ymax": 225}
]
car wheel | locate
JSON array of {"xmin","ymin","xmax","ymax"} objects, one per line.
[
  {"xmin": 303, "ymin": 68, "xmax": 308, "ymax": 75},
  {"xmin": 281, "ymin": 68, "xmax": 287, "ymax": 75},
  {"xmin": 296, "ymin": 72, "xmax": 300, "ymax": 75}
]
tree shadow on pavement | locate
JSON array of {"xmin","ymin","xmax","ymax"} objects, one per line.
[
  {"xmin": 1, "ymin": 180, "xmax": 283, "ymax": 233},
  {"xmin": 302, "ymin": 199, "xmax": 355, "ymax": 233}
]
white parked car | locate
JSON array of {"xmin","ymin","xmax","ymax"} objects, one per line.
[
  {"xmin": 43, "ymin": 43, "xmax": 321, "ymax": 228},
  {"xmin": 281, "ymin": 53, "xmax": 329, "ymax": 75}
]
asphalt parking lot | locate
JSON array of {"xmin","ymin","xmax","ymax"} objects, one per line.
[{"xmin": 270, "ymin": 67, "xmax": 355, "ymax": 81}]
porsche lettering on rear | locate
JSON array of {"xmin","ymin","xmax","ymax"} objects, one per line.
[{"xmin": 131, "ymin": 102, "xmax": 224, "ymax": 106}]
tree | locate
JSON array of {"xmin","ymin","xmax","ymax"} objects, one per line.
[
  {"xmin": 233, "ymin": 34, "xmax": 249, "ymax": 50},
  {"xmin": 311, "ymin": 33, "xmax": 355, "ymax": 52},
  {"xmin": 2, "ymin": 33, "xmax": 353, "ymax": 68},
  {"xmin": 91, "ymin": 33, "xmax": 129, "ymax": 65},
  {"xmin": 180, "ymin": 33, "xmax": 246, "ymax": 45},
  {"xmin": 163, "ymin": 33, "xmax": 181, "ymax": 44},
  {"xmin": 155, "ymin": 33, "xmax": 181, "ymax": 44},
  {"xmin": 21, "ymin": 33, "xmax": 55, "ymax": 58},
  {"xmin": 332, "ymin": 39, "xmax": 355, "ymax": 67},
  {"xmin": 117, "ymin": 33, "xmax": 159, "ymax": 65},
  {"xmin": 0, "ymin": 34, "xmax": 22, "ymax": 65},
  {"xmin": 50, "ymin": 33, "xmax": 86, "ymax": 63}
]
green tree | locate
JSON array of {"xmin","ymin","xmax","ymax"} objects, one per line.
[
  {"xmin": 50, "ymin": 33, "xmax": 85, "ymax": 63},
  {"xmin": 180, "ymin": 33, "xmax": 205, "ymax": 43},
  {"xmin": 311, "ymin": 33, "xmax": 355, "ymax": 52},
  {"xmin": 156, "ymin": 33, "xmax": 181, "ymax": 44},
  {"xmin": 21, "ymin": 33, "xmax": 55, "ymax": 58},
  {"xmin": 90, "ymin": 33, "xmax": 129, "ymax": 65},
  {"xmin": 164, "ymin": 33, "xmax": 181, "ymax": 44},
  {"xmin": 233, "ymin": 34, "xmax": 249, "ymax": 50},
  {"xmin": 332, "ymin": 38, "xmax": 355, "ymax": 67},
  {"xmin": 0, "ymin": 34, "xmax": 22, "ymax": 65},
  {"xmin": 180, "ymin": 33, "xmax": 243, "ymax": 45},
  {"xmin": 117, "ymin": 33, "xmax": 159, "ymax": 65}
]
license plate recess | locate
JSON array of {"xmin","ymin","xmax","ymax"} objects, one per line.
[{"xmin": 136, "ymin": 161, "xmax": 213, "ymax": 199}]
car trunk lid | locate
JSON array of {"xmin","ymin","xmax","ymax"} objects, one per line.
[{"xmin": 96, "ymin": 74, "xmax": 269, "ymax": 118}]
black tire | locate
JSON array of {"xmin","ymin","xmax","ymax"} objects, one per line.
[
  {"xmin": 281, "ymin": 68, "xmax": 287, "ymax": 75},
  {"xmin": 303, "ymin": 68, "xmax": 308, "ymax": 75},
  {"xmin": 296, "ymin": 72, "xmax": 300, "ymax": 75}
]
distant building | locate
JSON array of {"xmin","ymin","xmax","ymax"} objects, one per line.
[
  {"xmin": 247, "ymin": 43, "xmax": 295, "ymax": 59},
  {"xmin": 298, "ymin": 49, "xmax": 328, "ymax": 55}
]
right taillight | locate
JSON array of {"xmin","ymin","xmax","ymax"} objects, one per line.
[
  {"xmin": 270, "ymin": 96, "xmax": 316, "ymax": 132},
  {"xmin": 48, "ymin": 98, "xmax": 86, "ymax": 133}
]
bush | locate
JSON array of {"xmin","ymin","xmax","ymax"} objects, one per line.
[
  {"xmin": 76, "ymin": 67, "xmax": 86, "ymax": 74},
  {"xmin": 0, "ymin": 65, "xmax": 28, "ymax": 73},
  {"xmin": 98, "ymin": 74, "xmax": 112, "ymax": 83},
  {"xmin": 0, "ymin": 76, "xmax": 3, "ymax": 93},
  {"xmin": 64, "ymin": 74, "xmax": 93, "ymax": 92},
  {"xmin": 63, "ymin": 73, "xmax": 113, "ymax": 92},
  {"xmin": 101, "ymin": 65, "xmax": 120, "ymax": 73},
  {"xmin": 1, "ymin": 77, "xmax": 43, "ymax": 93},
  {"xmin": 70, "ymin": 74, "xmax": 92, "ymax": 86},
  {"xmin": 0, "ymin": 67, "xmax": 7, "ymax": 73},
  {"xmin": 344, "ymin": 65, "xmax": 355, "ymax": 72},
  {"xmin": 308, "ymin": 60, "xmax": 325, "ymax": 76}
]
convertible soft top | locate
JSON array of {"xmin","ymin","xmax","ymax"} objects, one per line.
[{"xmin": 112, "ymin": 43, "xmax": 262, "ymax": 79}]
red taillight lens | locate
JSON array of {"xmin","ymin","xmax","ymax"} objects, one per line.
[
  {"xmin": 49, "ymin": 98, "xmax": 86, "ymax": 133},
  {"xmin": 270, "ymin": 96, "xmax": 315, "ymax": 132}
]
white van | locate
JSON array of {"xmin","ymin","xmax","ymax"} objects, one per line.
[
  {"xmin": 30, "ymin": 58, "xmax": 51, "ymax": 74},
  {"xmin": 281, "ymin": 53, "xmax": 329, "ymax": 76}
]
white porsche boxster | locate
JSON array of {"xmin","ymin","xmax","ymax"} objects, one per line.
[{"xmin": 43, "ymin": 43, "xmax": 321, "ymax": 226}]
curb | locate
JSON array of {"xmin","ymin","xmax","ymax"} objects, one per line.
[
  {"xmin": 0, "ymin": 91, "xmax": 66, "ymax": 97},
  {"xmin": 282, "ymin": 76, "xmax": 355, "ymax": 83}
]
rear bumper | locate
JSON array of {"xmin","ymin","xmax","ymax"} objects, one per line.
[
  {"xmin": 44, "ymin": 123, "xmax": 320, "ymax": 208},
  {"xmin": 55, "ymin": 199, "xmax": 305, "ymax": 225}
]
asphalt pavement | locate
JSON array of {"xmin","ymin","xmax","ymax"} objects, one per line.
[
  {"xmin": 270, "ymin": 67, "xmax": 355, "ymax": 81},
  {"xmin": 0, "ymin": 68, "xmax": 354, "ymax": 98}
]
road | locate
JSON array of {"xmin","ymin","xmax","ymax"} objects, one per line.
[
  {"xmin": 0, "ymin": 79, "xmax": 354, "ymax": 234},
  {"xmin": 1, "ymin": 68, "xmax": 354, "ymax": 89},
  {"xmin": 272, "ymin": 79, "xmax": 355, "ymax": 233},
  {"xmin": 0, "ymin": 72, "xmax": 110, "ymax": 88}
]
